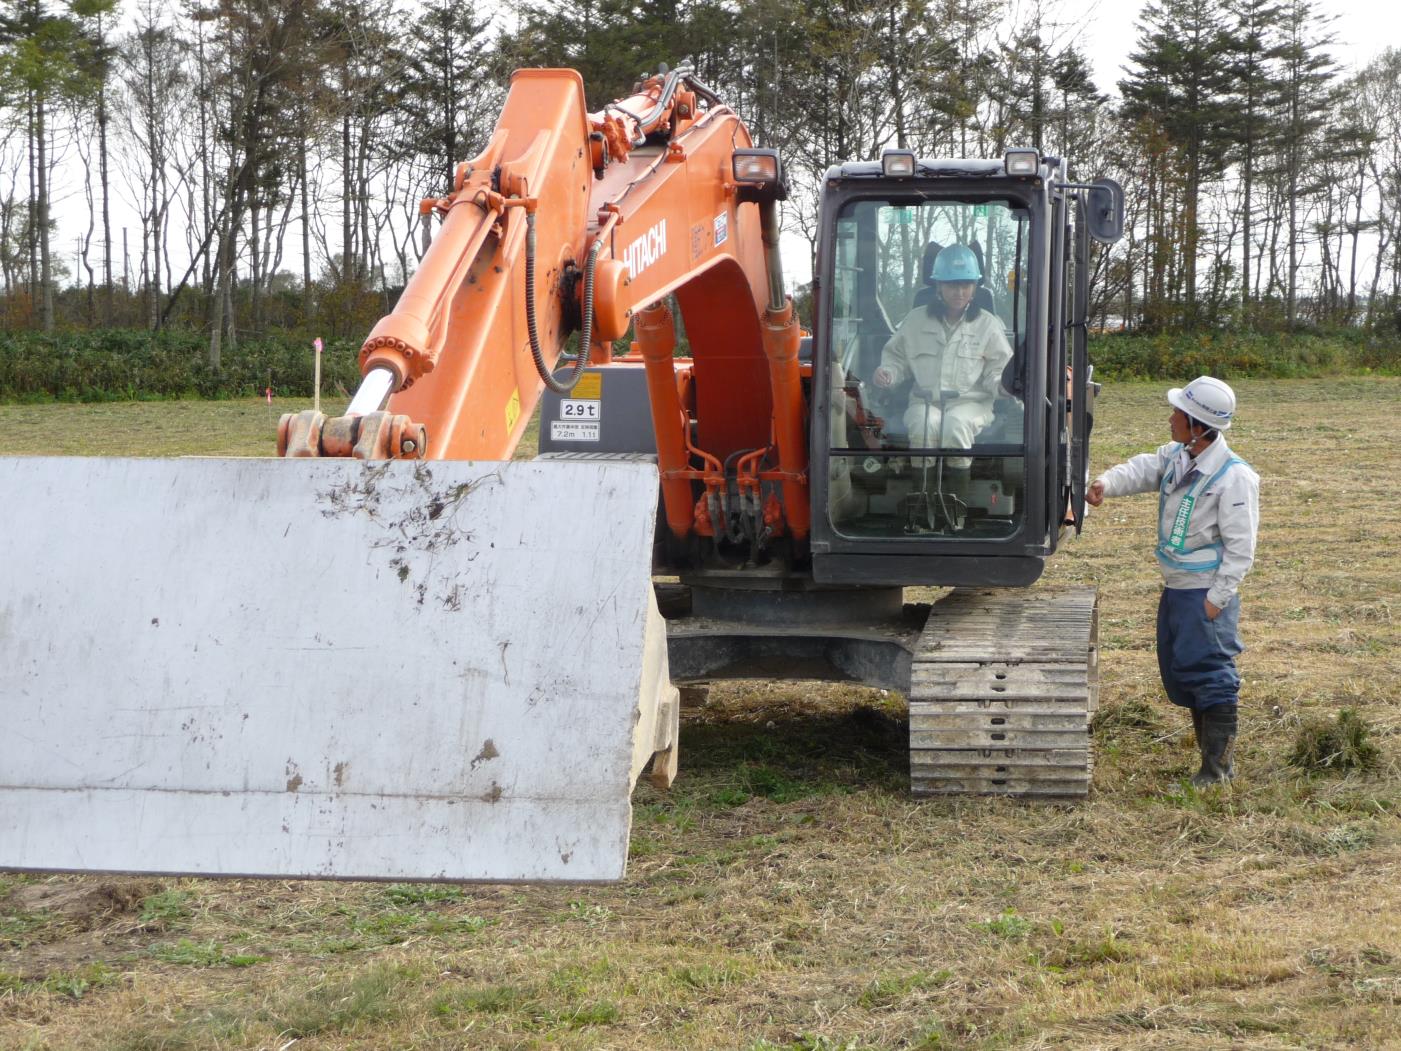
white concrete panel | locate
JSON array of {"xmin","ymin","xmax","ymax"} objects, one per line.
[{"xmin": 0, "ymin": 457, "xmax": 673, "ymax": 883}]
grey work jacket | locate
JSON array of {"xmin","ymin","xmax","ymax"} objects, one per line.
[
  {"xmin": 879, "ymin": 305, "xmax": 1011, "ymax": 401},
  {"xmin": 1096, "ymin": 435, "xmax": 1260, "ymax": 609}
]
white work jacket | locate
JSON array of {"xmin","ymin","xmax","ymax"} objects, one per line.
[
  {"xmin": 879, "ymin": 304, "xmax": 1011, "ymax": 401},
  {"xmin": 1096, "ymin": 435, "xmax": 1260, "ymax": 609}
]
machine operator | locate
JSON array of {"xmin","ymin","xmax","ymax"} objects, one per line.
[
  {"xmin": 870, "ymin": 244, "xmax": 1011, "ymax": 510},
  {"xmin": 1086, "ymin": 377, "xmax": 1260, "ymax": 787}
]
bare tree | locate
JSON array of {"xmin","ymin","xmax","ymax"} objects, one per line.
[
  {"xmin": 119, "ymin": 1, "xmax": 190, "ymax": 329},
  {"xmin": 72, "ymin": 0, "xmax": 118, "ymax": 321},
  {"xmin": 2, "ymin": 0, "xmax": 90, "ymax": 331}
]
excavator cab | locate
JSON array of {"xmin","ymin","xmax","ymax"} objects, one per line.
[{"xmin": 809, "ymin": 152, "xmax": 1122, "ymax": 588}]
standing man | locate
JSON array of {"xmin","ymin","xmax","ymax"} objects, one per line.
[
  {"xmin": 1086, "ymin": 377, "xmax": 1260, "ymax": 786},
  {"xmin": 871, "ymin": 244, "xmax": 1011, "ymax": 513}
]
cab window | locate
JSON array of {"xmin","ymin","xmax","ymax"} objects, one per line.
[{"xmin": 827, "ymin": 198, "xmax": 1028, "ymax": 540}]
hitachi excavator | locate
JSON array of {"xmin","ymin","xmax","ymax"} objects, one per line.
[{"xmin": 1, "ymin": 67, "xmax": 1123, "ymax": 884}]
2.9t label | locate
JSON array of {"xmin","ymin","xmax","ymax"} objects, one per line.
[{"xmin": 560, "ymin": 400, "xmax": 600, "ymax": 420}]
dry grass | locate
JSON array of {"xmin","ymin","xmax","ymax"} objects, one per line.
[
  {"xmin": 0, "ymin": 395, "xmax": 541, "ymax": 459},
  {"xmin": 0, "ymin": 399, "xmax": 292, "ymax": 457},
  {"xmin": 2, "ymin": 378, "xmax": 1400, "ymax": 1050}
]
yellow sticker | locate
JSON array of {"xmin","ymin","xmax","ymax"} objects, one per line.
[
  {"xmin": 571, "ymin": 372, "xmax": 602, "ymax": 400},
  {"xmin": 505, "ymin": 388, "xmax": 521, "ymax": 433}
]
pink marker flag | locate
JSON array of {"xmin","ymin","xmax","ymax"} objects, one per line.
[
  {"xmin": 314, "ymin": 337, "xmax": 324, "ymax": 354},
  {"xmin": 265, "ymin": 386, "xmax": 273, "ymax": 404}
]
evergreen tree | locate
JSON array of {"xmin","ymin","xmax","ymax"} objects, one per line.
[
  {"xmin": 505, "ymin": 0, "xmax": 736, "ymax": 110},
  {"xmin": 992, "ymin": 8, "xmax": 1103, "ymax": 161},
  {"xmin": 1227, "ymin": 0, "xmax": 1287, "ymax": 320},
  {"xmin": 398, "ymin": 1, "xmax": 498, "ymax": 197},
  {"xmin": 924, "ymin": 0, "xmax": 1002, "ymax": 157},
  {"xmin": 1120, "ymin": 0, "xmax": 1237, "ymax": 325},
  {"xmin": 1274, "ymin": 0, "xmax": 1338, "ymax": 326},
  {"xmin": 0, "ymin": 0, "xmax": 88, "ymax": 332}
]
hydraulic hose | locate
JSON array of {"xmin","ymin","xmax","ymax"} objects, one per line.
[
  {"xmin": 525, "ymin": 210, "xmax": 598, "ymax": 395},
  {"xmin": 719, "ymin": 446, "xmax": 760, "ymax": 546}
]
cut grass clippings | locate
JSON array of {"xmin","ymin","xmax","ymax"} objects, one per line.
[{"xmin": 1289, "ymin": 707, "xmax": 1383, "ymax": 774}]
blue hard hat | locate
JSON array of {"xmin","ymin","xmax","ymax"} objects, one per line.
[{"xmin": 929, "ymin": 244, "xmax": 981, "ymax": 283}]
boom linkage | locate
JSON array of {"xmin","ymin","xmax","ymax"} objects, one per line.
[{"xmin": 279, "ymin": 66, "xmax": 810, "ymax": 550}]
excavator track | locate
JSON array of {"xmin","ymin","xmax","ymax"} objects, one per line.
[{"xmin": 909, "ymin": 587, "xmax": 1099, "ymax": 799}]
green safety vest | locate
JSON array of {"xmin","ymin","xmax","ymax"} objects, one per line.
[{"xmin": 1155, "ymin": 446, "xmax": 1246, "ymax": 573}]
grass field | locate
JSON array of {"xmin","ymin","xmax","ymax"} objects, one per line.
[{"xmin": 2, "ymin": 378, "xmax": 1399, "ymax": 1050}]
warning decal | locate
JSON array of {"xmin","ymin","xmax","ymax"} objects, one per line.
[
  {"xmin": 505, "ymin": 389, "xmax": 521, "ymax": 433},
  {"xmin": 571, "ymin": 372, "xmax": 602, "ymax": 400}
]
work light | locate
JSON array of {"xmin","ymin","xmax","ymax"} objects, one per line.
[
  {"xmin": 1004, "ymin": 149, "xmax": 1039, "ymax": 177},
  {"xmin": 732, "ymin": 149, "xmax": 781, "ymax": 188},
  {"xmin": 881, "ymin": 149, "xmax": 916, "ymax": 178}
]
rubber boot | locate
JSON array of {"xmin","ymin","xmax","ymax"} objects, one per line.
[{"xmin": 1191, "ymin": 704, "xmax": 1237, "ymax": 787}]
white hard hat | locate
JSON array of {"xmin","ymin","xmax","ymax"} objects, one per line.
[{"xmin": 1168, "ymin": 376, "xmax": 1235, "ymax": 430}]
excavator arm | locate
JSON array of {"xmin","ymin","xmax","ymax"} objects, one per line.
[{"xmin": 277, "ymin": 67, "xmax": 809, "ymax": 547}]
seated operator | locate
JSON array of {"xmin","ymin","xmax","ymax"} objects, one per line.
[{"xmin": 870, "ymin": 243, "xmax": 1012, "ymax": 504}]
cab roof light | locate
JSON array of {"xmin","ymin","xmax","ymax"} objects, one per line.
[
  {"xmin": 732, "ymin": 149, "xmax": 780, "ymax": 187},
  {"xmin": 1005, "ymin": 148, "xmax": 1039, "ymax": 177},
  {"xmin": 881, "ymin": 149, "xmax": 916, "ymax": 178}
]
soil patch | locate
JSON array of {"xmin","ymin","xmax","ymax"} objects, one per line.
[{"xmin": 6, "ymin": 878, "xmax": 160, "ymax": 928}]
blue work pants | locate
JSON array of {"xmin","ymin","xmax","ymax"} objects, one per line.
[{"xmin": 1155, "ymin": 587, "xmax": 1243, "ymax": 711}]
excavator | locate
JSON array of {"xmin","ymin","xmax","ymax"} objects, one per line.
[{"xmin": 1, "ymin": 67, "xmax": 1122, "ymax": 884}]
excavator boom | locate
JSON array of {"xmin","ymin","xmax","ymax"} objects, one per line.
[{"xmin": 282, "ymin": 67, "xmax": 809, "ymax": 552}]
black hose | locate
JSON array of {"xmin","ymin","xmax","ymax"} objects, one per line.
[
  {"xmin": 719, "ymin": 446, "xmax": 763, "ymax": 545},
  {"xmin": 682, "ymin": 73, "xmax": 724, "ymax": 110},
  {"xmin": 526, "ymin": 211, "xmax": 598, "ymax": 395}
]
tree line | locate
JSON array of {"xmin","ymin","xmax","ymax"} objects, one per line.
[{"xmin": 1, "ymin": 0, "xmax": 1398, "ymax": 364}]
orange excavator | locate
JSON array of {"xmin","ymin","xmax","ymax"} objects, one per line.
[
  {"xmin": 1, "ymin": 67, "xmax": 1123, "ymax": 884},
  {"xmin": 278, "ymin": 65, "xmax": 808, "ymax": 533}
]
